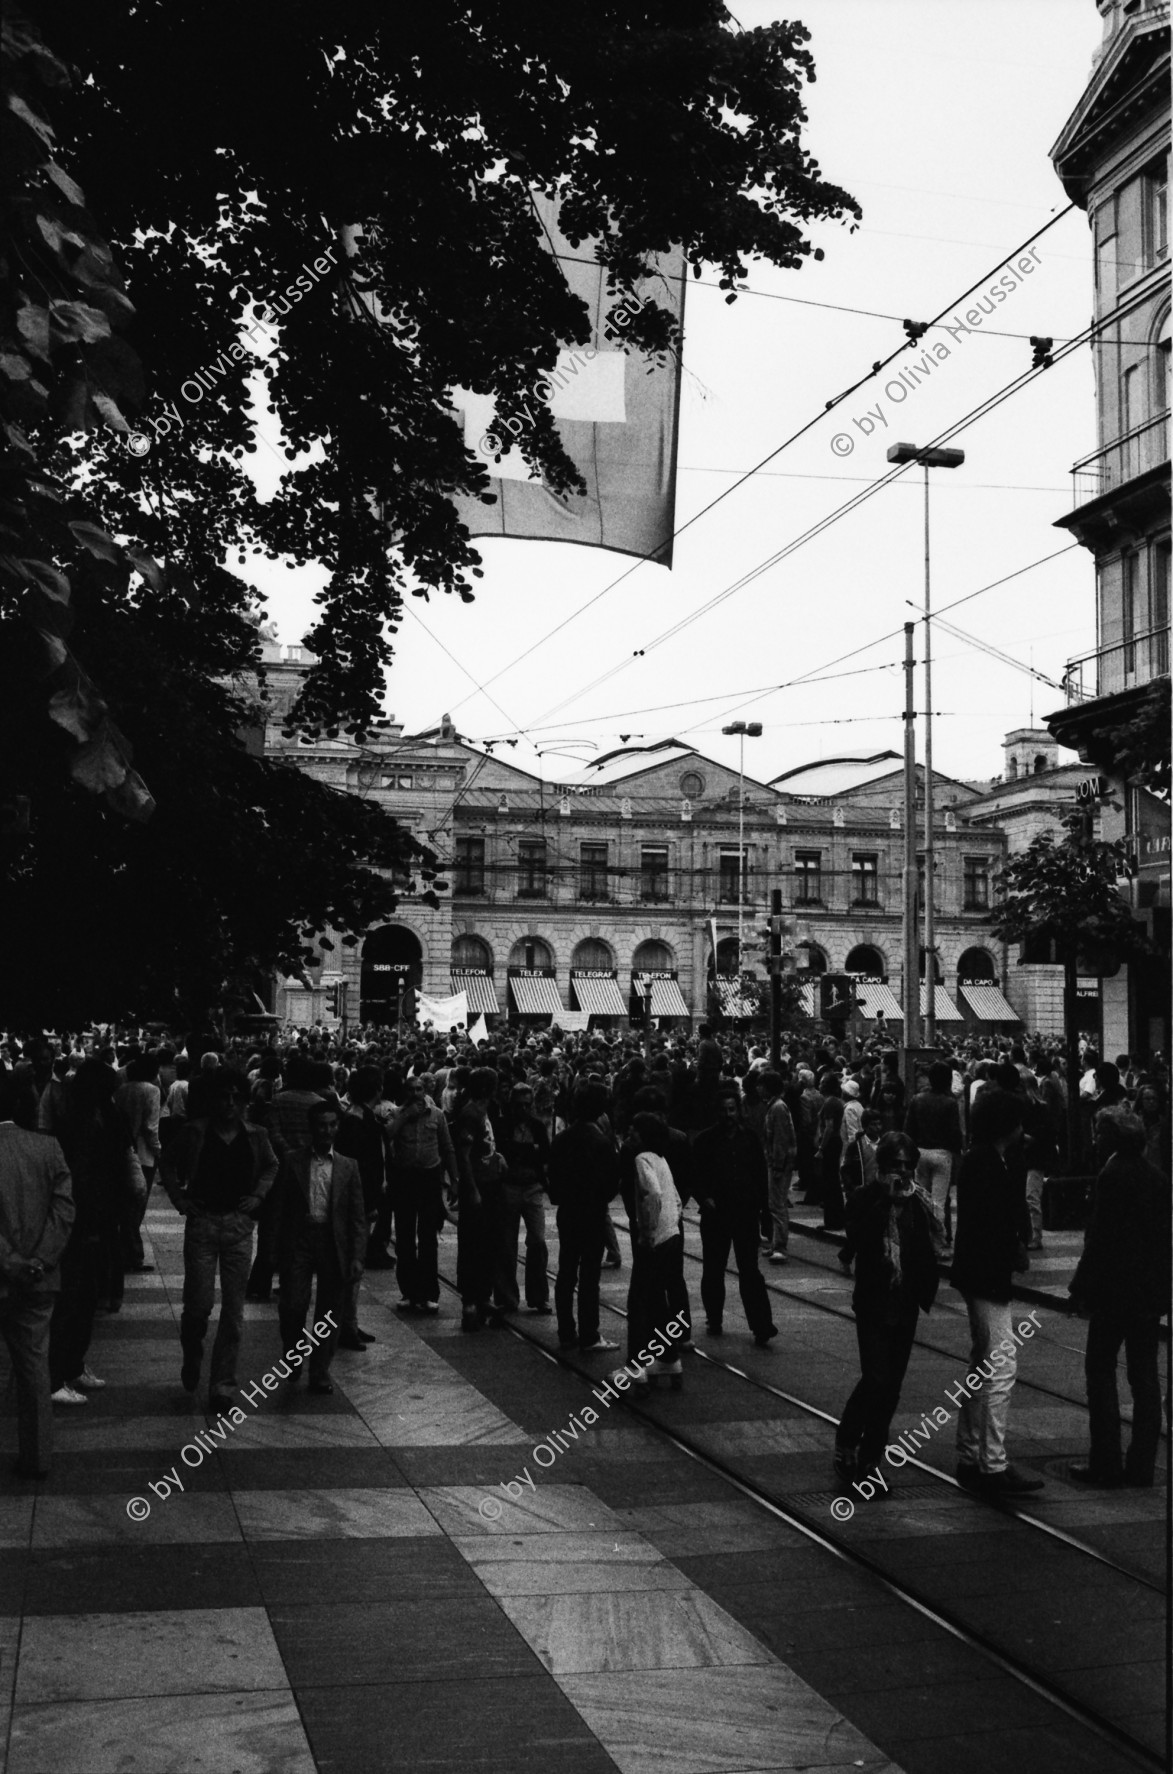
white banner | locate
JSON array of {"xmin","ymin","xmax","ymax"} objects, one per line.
[
  {"xmin": 550, "ymin": 1008, "xmax": 591, "ymax": 1032},
  {"xmin": 467, "ymin": 1014, "xmax": 488, "ymax": 1045},
  {"xmin": 416, "ymin": 990, "xmax": 468, "ymax": 1032}
]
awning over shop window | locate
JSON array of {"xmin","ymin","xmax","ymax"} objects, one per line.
[
  {"xmin": 920, "ymin": 984, "xmax": 964, "ymax": 1022},
  {"xmin": 571, "ymin": 973, "xmax": 628, "ymax": 1017},
  {"xmin": 960, "ymin": 984, "xmax": 1021, "ymax": 1024},
  {"xmin": 853, "ymin": 981, "xmax": 904, "ymax": 1020},
  {"xmin": 510, "ymin": 974, "xmax": 564, "ymax": 1017},
  {"xmin": 801, "ymin": 981, "xmax": 818, "ymax": 1019},
  {"xmin": 715, "ymin": 977, "xmax": 758, "ymax": 1019},
  {"xmin": 634, "ymin": 974, "xmax": 691, "ymax": 1018},
  {"xmin": 450, "ymin": 972, "xmax": 500, "ymax": 1015}
]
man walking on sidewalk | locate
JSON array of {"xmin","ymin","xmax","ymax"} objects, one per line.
[
  {"xmin": 694, "ymin": 1087, "xmax": 777, "ymax": 1348},
  {"xmin": 274, "ymin": 1101, "xmax": 366, "ymax": 1394},
  {"xmin": 162, "ymin": 1071, "xmax": 278, "ymax": 1410}
]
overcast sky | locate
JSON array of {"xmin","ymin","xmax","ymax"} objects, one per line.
[{"xmin": 251, "ymin": 0, "xmax": 1104, "ymax": 790}]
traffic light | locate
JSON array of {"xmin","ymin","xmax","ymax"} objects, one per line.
[
  {"xmin": 1029, "ymin": 335, "xmax": 1054, "ymax": 369},
  {"xmin": 325, "ymin": 982, "xmax": 346, "ymax": 1017}
]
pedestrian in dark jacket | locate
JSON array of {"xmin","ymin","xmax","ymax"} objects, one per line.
[
  {"xmin": 1068, "ymin": 1111, "xmax": 1170, "ymax": 1488},
  {"xmin": 904, "ymin": 1062, "xmax": 963, "ymax": 1244},
  {"xmin": 693, "ymin": 1087, "xmax": 776, "ymax": 1347},
  {"xmin": 834, "ymin": 1131, "xmax": 944, "ymax": 1484},
  {"xmin": 495, "ymin": 1083, "xmax": 551, "ymax": 1314},
  {"xmin": 951, "ymin": 1088, "xmax": 1042, "ymax": 1497},
  {"xmin": 548, "ymin": 1082, "xmax": 619, "ymax": 1353}
]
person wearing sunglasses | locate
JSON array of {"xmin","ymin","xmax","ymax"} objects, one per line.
[{"xmin": 834, "ymin": 1131, "xmax": 946, "ymax": 1487}]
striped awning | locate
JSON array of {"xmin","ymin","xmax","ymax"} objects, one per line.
[
  {"xmin": 960, "ymin": 984, "xmax": 1021, "ymax": 1024},
  {"xmin": 920, "ymin": 984, "xmax": 964, "ymax": 1022},
  {"xmin": 854, "ymin": 981, "xmax": 904, "ymax": 1021},
  {"xmin": 715, "ymin": 977, "xmax": 758, "ymax": 1019},
  {"xmin": 571, "ymin": 973, "xmax": 628, "ymax": 1017},
  {"xmin": 801, "ymin": 981, "xmax": 818, "ymax": 1018},
  {"xmin": 510, "ymin": 974, "xmax": 564, "ymax": 1017},
  {"xmin": 635, "ymin": 975, "xmax": 691, "ymax": 1019},
  {"xmin": 451, "ymin": 972, "xmax": 500, "ymax": 1015}
]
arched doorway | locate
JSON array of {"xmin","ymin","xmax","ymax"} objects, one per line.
[
  {"xmin": 360, "ymin": 925, "xmax": 423, "ymax": 1024},
  {"xmin": 958, "ymin": 946, "xmax": 997, "ymax": 982},
  {"xmin": 845, "ymin": 944, "xmax": 886, "ymax": 977},
  {"xmin": 802, "ymin": 943, "xmax": 828, "ymax": 975}
]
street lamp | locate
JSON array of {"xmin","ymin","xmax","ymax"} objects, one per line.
[
  {"xmin": 721, "ymin": 720, "xmax": 763, "ymax": 995},
  {"xmin": 886, "ymin": 443, "xmax": 965, "ymax": 1051}
]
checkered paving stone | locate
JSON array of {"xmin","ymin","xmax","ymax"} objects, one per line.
[{"xmin": 0, "ymin": 1208, "xmax": 913, "ymax": 1774}]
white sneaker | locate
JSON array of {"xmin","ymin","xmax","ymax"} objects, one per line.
[
  {"xmin": 51, "ymin": 1385, "xmax": 88, "ymax": 1406},
  {"xmin": 73, "ymin": 1368, "xmax": 106, "ymax": 1391}
]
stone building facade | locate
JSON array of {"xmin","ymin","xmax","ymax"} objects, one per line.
[
  {"xmin": 1045, "ymin": 0, "xmax": 1171, "ymax": 1059},
  {"xmin": 257, "ymin": 640, "xmax": 1026, "ymax": 1036}
]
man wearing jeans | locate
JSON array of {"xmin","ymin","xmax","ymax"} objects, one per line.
[
  {"xmin": 162, "ymin": 1071, "xmax": 278, "ymax": 1409},
  {"xmin": 904, "ymin": 1062, "xmax": 962, "ymax": 1249},
  {"xmin": 951, "ymin": 1087, "xmax": 1042, "ymax": 1497},
  {"xmin": 760, "ymin": 1072, "xmax": 796, "ymax": 1265}
]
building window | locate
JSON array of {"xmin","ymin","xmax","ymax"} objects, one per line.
[
  {"xmin": 680, "ymin": 770, "xmax": 705, "ymax": 798},
  {"xmin": 579, "ymin": 842, "xmax": 609, "ymax": 901},
  {"xmin": 1095, "ymin": 195, "xmax": 1118, "ymax": 306},
  {"xmin": 1153, "ymin": 540, "xmax": 1170, "ymax": 675},
  {"xmin": 452, "ymin": 933, "xmax": 492, "ymax": 971},
  {"xmin": 1145, "ymin": 156, "xmax": 1168, "ymax": 267},
  {"xmin": 851, "ymin": 852, "xmax": 879, "ymax": 904},
  {"xmin": 719, "ymin": 847, "xmax": 747, "ymax": 904},
  {"xmin": 1123, "ymin": 550, "xmax": 1139, "ymax": 673},
  {"xmin": 794, "ymin": 850, "xmax": 822, "ymax": 904},
  {"xmin": 640, "ymin": 845, "xmax": 670, "ymax": 902},
  {"xmin": 963, "ymin": 856, "xmax": 990, "ymax": 911},
  {"xmin": 454, "ymin": 836, "xmax": 485, "ymax": 896},
  {"xmin": 517, "ymin": 839, "xmax": 547, "ymax": 898}
]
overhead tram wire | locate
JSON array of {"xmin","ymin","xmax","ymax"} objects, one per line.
[
  {"xmin": 437, "ymin": 203, "xmax": 1076, "ymax": 721},
  {"xmin": 464, "ymin": 540, "xmax": 1081, "ymax": 748},
  {"xmin": 518, "ymin": 273, "xmax": 1149, "ymax": 737}
]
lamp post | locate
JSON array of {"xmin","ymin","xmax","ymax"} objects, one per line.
[
  {"xmin": 722, "ymin": 721, "xmax": 763, "ymax": 1002},
  {"xmin": 886, "ymin": 442, "xmax": 964, "ymax": 1052}
]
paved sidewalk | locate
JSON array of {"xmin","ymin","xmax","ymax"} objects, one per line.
[{"xmin": 0, "ymin": 1207, "xmax": 904, "ymax": 1774}]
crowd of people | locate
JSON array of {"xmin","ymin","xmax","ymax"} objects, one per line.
[{"xmin": 0, "ymin": 1019, "xmax": 1167, "ymax": 1497}]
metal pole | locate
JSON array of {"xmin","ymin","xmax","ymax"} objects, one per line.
[
  {"xmin": 902, "ymin": 621, "xmax": 920, "ymax": 1080},
  {"xmin": 737, "ymin": 729, "xmax": 745, "ymax": 983},
  {"xmin": 770, "ymin": 887, "xmax": 783, "ymax": 1070},
  {"xmin": 923, "ymin": 464, "xmax": 937, "ymax": 1052}
]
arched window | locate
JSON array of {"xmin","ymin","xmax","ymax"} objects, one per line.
[
  {"xmin": 1033, "ymin": 754, "xmax": 1047, "ymax": 774},
  {"xmin": 572, "ymin": 937, "xmax": 614, "ymax": 971},
  {"xmin": 715, "ymin": 936, "xmax": 741, "ymax": 974},
  {"xmin": 845, "ymin": 944, "xmax": 886, "ymax": 977},
  {"xmin": 452, "ymin": 934, "xmax": 492, "ymax": 971},
  {"xmin": 508, "ymin": 936, "xmax": 553, "ymax": 970},
  {"xmin": 632, "ymin": 939, "xmax": 675, "ymax": 972},
  {"xmin": 1008, "ymin": 757, "xmax": 1018, "ymax": 780},
  {"xmin": 958, "ymin": 946, "xmax": 997, "ymax": 982},
  {"xmin": 802, "ymin": 944, "xmax": 828, "ymax": 975}
]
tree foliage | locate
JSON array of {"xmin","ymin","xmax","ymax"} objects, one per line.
[
  {"xmin": 2, "ymin": 2, "xmax": 858, "ymax": 1023},
  {"xmin": 1096, "ymin": 677, "xmax": 1171, "ymax": 804},
  {"xmin": 989, "ymin": 810, "xmax": 1146, "ymax": 962}
]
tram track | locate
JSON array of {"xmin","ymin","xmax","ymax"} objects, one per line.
[
  {"xmin": 426, "ymin": 1252, "xmax": 1166, "ymax": 1773},
  {"xmin": 670, "ymin": 1208, "xmax": 1169, "ymax": 1431}
]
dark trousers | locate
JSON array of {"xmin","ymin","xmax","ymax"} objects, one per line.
[
  {"xmin": 0, "ymin": 1290, "xmax": 54, "ymax": 1473},
  {"xmin": 839, "ymin": 1310, "xmax": 919, "ymax": 1469},
  {"xmin": 49, "ymin": 1234, "xmax": 100, "ymax": 1389},
  {"xmin": 626, "ymin": 1234, "xmax": 684, "ymax": 1363},
  {"xmin": 821, "ymin": 1141, "xmax": 845, "ymax": 1230},
  {"xmin": 246, "ymin": 1188, "xmax": 282, "ymax": 1298},
  {"xmin": 121, "ymin": 1167, "xmax": 154, "ymax": 1268},
  {"xmin": 456, "ymin": 1190, "xmax": 496, "ymax": 1312},
  {"xmin": 1085, "ymin": 1311, "xmax": 1162, "ymax": 1484},
  {"xmin": 603, "ymin": 1212, "xmax": 622, "ymax": 1264},
  {"xmin": 395, "ymin": 1166, "xmax": 444, "ymax": 1305},
  {"xmin": 181, "ymin": 1210, "xmax": 255, "ymax": 1392},
  {"xmin": 495, "ymin": 1181, "xmax": 549, "ymax": 1310},
  {"xmin": 278, "ymin": 1224, "xmax": 344, "ymax": 1380},
  {"xmin": 699, "ymin": 1205, "xmax": 774, "ymax": 1338},
  {"xmin": 555, "ymin": 1207, "xmax": 605, "ymax": 1346}
]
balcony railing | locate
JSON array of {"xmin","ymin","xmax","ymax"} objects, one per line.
[
  {"xmin": 1062, "ymin": 625, "xmax": 1171, "ymax": 702},
  {"xmin": 1070, "ymin": 411, "xmax": 1168, "ymax": 508}
]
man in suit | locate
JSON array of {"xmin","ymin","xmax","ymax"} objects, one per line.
[
  {"xmin": 161, "ymin": 1068, "xmax": 279, "ymax": 1409},
  {"xmin": 0, "ymin": 1069, "xmax": 76, "ymax": 1478},
  {"xmin": 275, "ymin": 1100, "xmax": 366, "ymax": 1394}
]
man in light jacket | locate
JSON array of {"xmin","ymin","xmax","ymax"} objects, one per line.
[
  {"xmin": 0, "ymin": 1070, "xmax": 76, "ymax": 1478},
  {"xmin": 274, "ymin": 1101, "xmax": 366, "ymax": 1393}
]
